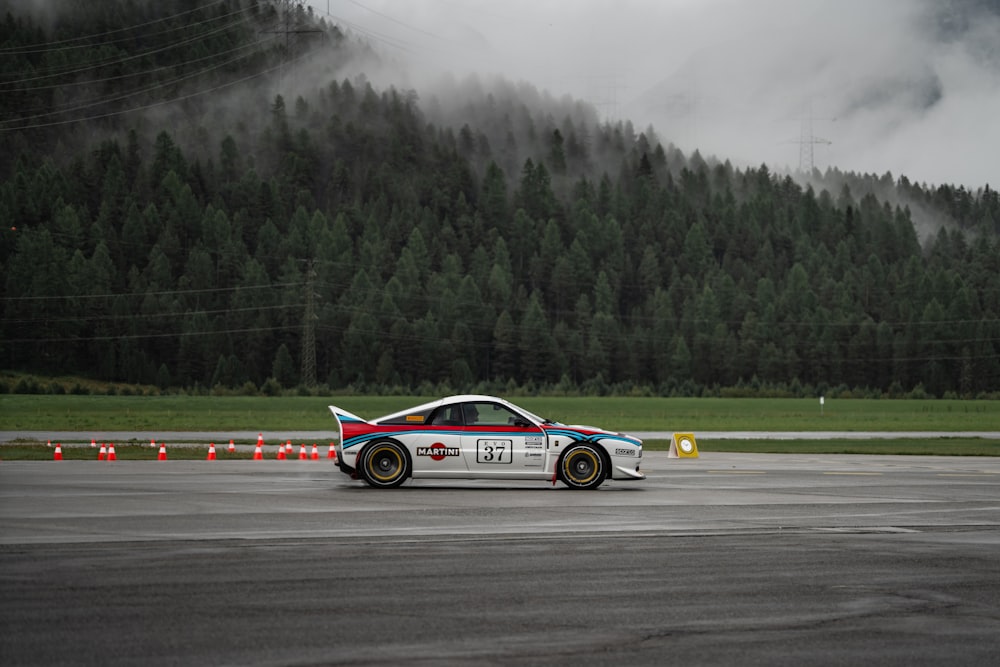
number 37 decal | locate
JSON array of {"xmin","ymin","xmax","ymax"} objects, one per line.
[{"xmin": 477, "ymin": 439, "xmax": 512, "ymax": 464}]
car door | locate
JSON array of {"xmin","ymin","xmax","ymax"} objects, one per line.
[
  {"xmin": 457, "ymin": 400, "xmax": 546, "ymax": 474},
  {"xmin": 409, "ymin": 404, "xmax": 468, "ymax": 474}
]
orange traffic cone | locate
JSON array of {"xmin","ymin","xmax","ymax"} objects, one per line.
[
  {"xmin": 53, "ymin": 443, "xmax": 63, "ymax": 460},
  {"xmin": 252, "ymin": 441, "xmax": 263, "ymax": 460},
  {"xmin": 285, "ymin": 439, "xmax": 293, "ymax": 455},
  {"xmin": 207, "ymin": 443, "xmax": 217, "ymax": 461},
  {"xmin": 150, "ymin": 438, "xmax": 157, "ymax": 448},
  {"xmin": 98, "ymin": 443, "xmax": 107, "ymax": 461},
  {"xmin": 311, "ymin": 444, "xmax": 319, "ymax": 460},
  {"xmin": 47, "ymin": 439, "xmax": 52, "ymax": 448},
  {"xmin": 90, "ymin": 438, "xmax": 97, "ymax": 448},
  {"xmin": 107, "ymin": 443, "xmax": 117, "ymax": 461},
  {"xmin": 327, "ymin": 443, "xmax": 337, "ymax": 460},
  {"xmin": 299, "ymin": 443, "xmax": 307, "ymax": 460},
  {"xmin": 228, "ymin": 439, "xmax": 235, "ymax": 454},
  {"xmin": 257, "ymin": 432, "xmax": 264, "ymax": 447},
  {"xmin": 276, "ymin": 443, "xmax": 286, "ymax": 460},
  {"xmin": 157, "ymin": 443, "xmax": 167, "ymax": 461}
]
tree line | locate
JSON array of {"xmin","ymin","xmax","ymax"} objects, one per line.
[{"xmin": 1, "ymin": 0, "xmax": 999, "ymax": 398}]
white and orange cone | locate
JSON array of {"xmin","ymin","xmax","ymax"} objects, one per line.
[
  {"xmin": 299, "ymin": 443, "xmax": 307, "ymax": 460},
  {"xmin": 150, "ymin": 438, "xmax": 157, "ymax": 448},
  {"xmin": 157, "ymin": 443, "xmax": 167, "ymax": 461},
  {"xmin": 53, "ymin": 443, "xmax": 63, "ymax": 461},
  {"xmin": 327, "ymin": 443, "xmax": 337, "ymax": 460},
  {"xmin": 276, "ymin": 443, "xmax": 286, "ymax": 460},
  {"xmin": 98, "ymin": 442, "xmax": 107, "ymax": 461},
  {"xmin": 107, "ymin": 443, "xmax": 117, "ymax": 461},
  {"xmin": 227, "ymin": 439, "xmax": 235, "ymax": 454},
  {"xmin": 285, "ymin": 439, "xmax": 293, "ymax": 455},
  {"xmin": 207, "ymin": 443, "xmax": 217, "ymax": 461},
  {"xmin": 310, "ymin": 444, "xmax": 319, "ymax": 460},
  {"xmin": 252, "ymin": 440, "xmax": 263, "ymax": 460},
  {"xmin": 90, "ymin": 438, "xmax": 97, "ymax": 448}
]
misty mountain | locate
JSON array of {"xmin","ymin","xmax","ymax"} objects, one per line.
[
  {"xmin": 620, "ymin": 0, "xmax": 999, "ymax": 191},
  {"xmin": 1, "ymin": 0, "xmax": 999, "ymax": 398},
  {"xmin": 928, "ymin": 0, "xmax": 1000, "ymax": 41}
]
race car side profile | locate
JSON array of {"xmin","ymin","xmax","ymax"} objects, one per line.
[{"xmin": 328, "ymin": 394, "xmax": 644, "ymax": 490}]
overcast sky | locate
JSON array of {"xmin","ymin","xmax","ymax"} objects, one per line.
[{"xmin": 313, "ymin": 0, "xmax": 999, "ymax": 189}]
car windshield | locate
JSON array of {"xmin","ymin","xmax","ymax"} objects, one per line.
[{"xmin": 513, "ymin": 404, "xmax": 556, "ymax": 425}]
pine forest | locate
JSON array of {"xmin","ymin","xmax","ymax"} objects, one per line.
[{"xmin": 2, "ymin": 0, "xmax": 999, "ymax": 399}]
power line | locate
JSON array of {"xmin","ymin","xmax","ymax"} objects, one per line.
[
  {"xmin": 1, "ymin": 282, "xmax": 305, "ymax": 302},
  {"xmin": 0, "ymin": 12, "xmax": 259, "ymax": 87},
  {"xmin": 3, "ymin": 324, "xmax": 301, "ymax": 345},
  {"xmin": 0, "ymin": 43, "xmax": 316, "ymax": 132},
  {"xmin": 0, "ymin": 0, "xmax": 229, "ymax": 53},
  {"xmin": 3, "ymin": 303, "xmax": 306, "ymax": 326},
  {"xmin": 4, "ymin": 34, "xmax": 276, "ymax": 95},
  {"xmin": 3, "ymin": 36, "xmax": 280, "ymax": 124}
]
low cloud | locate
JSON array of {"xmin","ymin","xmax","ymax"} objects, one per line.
[{"xmin": 314, "ymin": 0, "xmax": 998, "ymax": 189}]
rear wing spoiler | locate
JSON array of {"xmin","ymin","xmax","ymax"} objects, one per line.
[{"xmin": 328, "ymin": 405, "xmax": 369, "ymax": 445}]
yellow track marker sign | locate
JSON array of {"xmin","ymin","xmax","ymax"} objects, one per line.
[{"xmin": 668, "ymin": 433, "xmax": 699, "ymax": 458}]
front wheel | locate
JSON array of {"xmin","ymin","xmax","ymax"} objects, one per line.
[
  {"xmin": 558, "ymin": 444, "xmax": 606, "ymax": 490},
  {"xmin": 359, "ymin": 441, "xmax": 410, "ymax": 488}
]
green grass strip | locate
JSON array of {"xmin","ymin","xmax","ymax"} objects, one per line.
[{"xmin": 2, "ymin": 395, "xmax": 999, "ymax": 431}]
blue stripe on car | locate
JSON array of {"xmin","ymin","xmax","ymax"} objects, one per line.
[
  {"xmin": 341, "ymin": 428, "xmax": 640, "ymax": 450},
  {"xmin": 544, "ymin": 429, "xmax": 642, "ymax": 447}
]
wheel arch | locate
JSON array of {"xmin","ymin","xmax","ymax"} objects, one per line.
[
  {"xmin": 358, "ymin": 437, "xmax": 412, "ymax": 487},
  {"xmin": 557, "ymin": 439, "xmax": 610, "ymax": 489}
]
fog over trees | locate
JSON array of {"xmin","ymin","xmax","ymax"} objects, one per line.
[{"xmin": 2, "ymin": 0, "xmax": 998, "ymax": 398}]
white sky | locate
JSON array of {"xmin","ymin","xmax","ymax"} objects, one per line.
[{"xmin": 312, "ymin": 0, "xmax": 999, "ymax": 189}]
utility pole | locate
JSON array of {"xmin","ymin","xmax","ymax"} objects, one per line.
[
  {"xmin": 658, "ymin": 89, "xmax": 702, "ymax": 149},
  {"xmin": 588, "ymin": 74, "xmax": 627, "ymax": 122},
  {"xmin": 301, "ymin": 259, "xmax": 317, "ymax": 388},
  {"xmin": 260, "ymin": 0, "xmax": 322, "ymax": 91},
  {"xmin": 796, "ymin": 98, "xmax": 831, "ymax": 175}
]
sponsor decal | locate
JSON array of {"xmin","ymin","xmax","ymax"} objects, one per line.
[
  {"xmin": 525, "ymin": 435, "xmax": 543, "ymax": 446},
  {"xmin": 615, "ymin": 448, "xmax": 636, "ymax": 457},
  {"xmin": 525, "ymin": 451, "xmax": 542, "ymax": 458},
  {"xmin": 406, "ymin": 415, "xmax": 424, "ymax": 422},
  {"xmin": 417, "ymin": 443, "xmax": 460, "ymax": 461}
]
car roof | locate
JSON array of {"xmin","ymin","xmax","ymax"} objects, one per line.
[{"xmin": 374, "ymin": 394, "xmax": 513, "ymax": 423}]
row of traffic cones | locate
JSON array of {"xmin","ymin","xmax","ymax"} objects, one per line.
[
  {"xmin": 97, "ymin": 442, "xmax": 117, "ymax": 461},
  {"xmin": 51, "ymin": 435, "xmax": 337, "ymax": 461},
  {"xmin": 251, "ymin": 433, "xmax": 336, "ymax": 461}
]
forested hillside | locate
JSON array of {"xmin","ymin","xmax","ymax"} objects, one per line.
[{"xmin": 2, "ymin": 0, "xmax": 999, "ymax": 398}]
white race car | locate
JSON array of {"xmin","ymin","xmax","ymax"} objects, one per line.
[{"xmin": 329, "ymin": 394, "xmax": 644, "ymax": 489}]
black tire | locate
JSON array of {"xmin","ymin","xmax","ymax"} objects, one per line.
[
  {"xmin": 359, "ymin": 440, "xmax": 410, "ymax": 488},
  {"xmin": 559, "ymin": 443, "xmax": 606, "ymax": 490}
]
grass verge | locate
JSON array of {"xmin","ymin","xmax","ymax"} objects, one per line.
[{"xmin": 2, "ymin": 395, "xmax": 999, "ymax": 431}]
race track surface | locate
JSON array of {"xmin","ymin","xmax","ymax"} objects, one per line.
[{"xmin": 2, "ymin": 453, "xmax": 999, "ymax": 665}]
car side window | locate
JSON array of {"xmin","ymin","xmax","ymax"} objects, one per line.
[
  {"xmin": 463, "ymin": 402, "xmax": 519, "ymax": 426},
  {"xmin": 429, "ymin": 406, "xmax": 462, "ymax": 426}
]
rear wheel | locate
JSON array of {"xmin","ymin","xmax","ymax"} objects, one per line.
[
  {"xmin": 559, "ymin": 444, "xmax": 606, "ymax": 490},
  {"xmin": 359, "ymin": 441, "xmax": 410, "ymax": 488}
]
